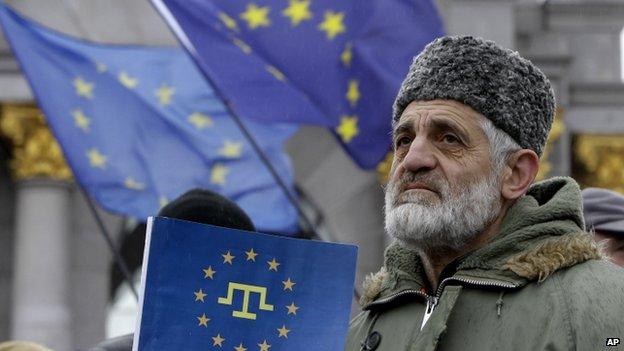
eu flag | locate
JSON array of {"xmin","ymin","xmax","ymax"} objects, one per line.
[
  {"xmin": 152, "ymin": 0, "xmax": 444, "ymax": 168},
  {"xmin": 135, "ymin": 217, "xmax": 357, "ymax": 350},
  {"xmin": 0, "ymin": 4, "xmax": 300, "ymax": 234}
]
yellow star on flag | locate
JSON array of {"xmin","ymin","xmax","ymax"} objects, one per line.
[
  {"xmin": 282, "ymin": 278, "xmax": 296, "ymax": 291},
  {"xmin": 266, "ymin": 65, "xmax": 285, "ymax": 81},
  {"xmin": 233, "ymin": 38, "xmax": 252, "ymax": 54},
  {"xmin": 245, "ymin": 248, "xmax": 259, "ymax": 262},
  {"xmin": 197, "ymin": 313, "xmax": 210, "ymax": 327},
  {"xmin": 212, "ymin": 334, "xmax": 225, "ymax": 347},
  {"xmin": 72, "ymin": 109, "xmax": 90, "ymax": 132},
  {"xmin": 194, "ymin": 289, "xmax": 207, "ymax": 302},
  {"xmin": 267, "ymin": 258, "xmax": 281, "ymax": 271},
  {"xmin": 158, "ymin": 196, "xmax": 169, "ymax": 209},
  {"xmin": 203, "ymin": 266, "xmax": 216, "ymax": 279},
  {"xmin": 282, "ymin": 0, "xmax": 312, "ymax": 26},
  {"xmin": 87, "ymin": 148, "xmax": 107, "ymax": 169},
  {"xmin": 234, "ymin": 343, "xmax": 247, "ymax": 351},
  {"xmin": 118, "ymin": 71, "xmax": 138, "ymax": 89},
  {"xmin": 341, "ymin": 43, "xmax": 353, "ymax": 67},
  {"xmin": 286, "ymin": 302, "xmax": 300, "ymax": 315},
  {"xmin": 218, "ymin": 140, "xmax": 243, "ymax": 159},
  {"xmin": 336, "ymin": 115, "xmax": 359, "ymax": 143},
  {"xmin": 73, "ymin": 77, "xmax": 93, "ymax": 99},
  {"xmin": 346, "ymin": 80, "xmax": 360, "ymax": 107},
  {"xmin": 124, "ymin": 177, "xmax": 145, "ymax": 190},
  {"xmin": 258, "ymin": 340, "xmax": 271, "ymax": 351},
  {"xmin": 318, "ymin": 11, "xmax": 346, "ymax": 40},
  {"xmin": 210, "ymin": 164, "xmax": 229, "ymax": 185},
  {"xmin": 218, "ymin": 11, "xmax": 239, "ymax": 32},
  {"xmin": 222, "ymin": 251, "xmax": 235, "ymax": 264},
  {"xmin": 240, "ymin": 4, "xmax": 271, "ymax": 29},
  {"xmin": 155, "ymin": 84, "xmax": 174, "ymax": 106},
  {"xmin": 188, "ymin": 112, "xmax": 213, "ymax": 130},
  {"xmin": 277, "ymin": 325, "xmax": 290, "ymax": 338}
]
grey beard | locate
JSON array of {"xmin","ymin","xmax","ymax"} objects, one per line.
[{"xmin": 384, "ymin": 170, "xmax": 502, "ymax": 253}]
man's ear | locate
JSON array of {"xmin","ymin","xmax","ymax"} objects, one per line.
[{"xmin": 501, "ymin": 149, "xmax": 539, "ymax": 201}]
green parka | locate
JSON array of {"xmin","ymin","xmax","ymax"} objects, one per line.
[{"xmin": 346, "ymin": 177, "xmax": 624, "ymax": 351}]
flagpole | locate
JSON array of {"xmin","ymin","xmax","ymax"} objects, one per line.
[{"xmin": 79, "ymin": 187, "xmax": 139, "ymax": 300}]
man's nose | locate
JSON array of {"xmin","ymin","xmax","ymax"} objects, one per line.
[{"xmin": 401, "ymin": 136, "xmax": 437, "ymax": 173}]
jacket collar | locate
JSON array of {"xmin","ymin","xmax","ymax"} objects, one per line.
[{"xmin": 362, "ymin": 177, "xmax": 603, "ymax": 307}]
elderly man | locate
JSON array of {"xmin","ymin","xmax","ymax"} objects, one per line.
[
  {"xmin": 346, "ymin": 36, "xmax": 624, "ymax": 351},
  {"xmin": 582, "ymin": 187, "xmax": 624, "ymax": 267}
]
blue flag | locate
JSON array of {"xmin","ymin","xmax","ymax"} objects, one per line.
[
  {"xmin": 0, "ymin": 4, "xmax": 300, "ymax": 234},
  {"xmin": 152, "ymin": 0, "xmax": 444, "ymax": 169},
  {"xmin": 135, "ymin": 217, "xmax": 357, "ymax": 350}
]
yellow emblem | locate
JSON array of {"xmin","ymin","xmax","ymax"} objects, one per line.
[
  {"xmin": 336, "ymin": 115, "xmax": 359, "ymax": 143},
  {"xmin": 240, "ymin": 3, "xmax": 271, "ymax": 29},
  {"xmin": 282, "ymin": 0, "xmax": 312, "ymax": 26},
  {"xmin": 218, "ymin": 282, "xmax": 274, "ymax": 320}
]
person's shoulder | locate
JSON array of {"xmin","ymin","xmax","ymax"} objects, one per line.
[
  {"xmin": 556, "ymin": 258, "xmax": 624, "ymax": 290},
  {"xmin": 552, "ymin": 259, "xmax": 624, "ymax": 323}
]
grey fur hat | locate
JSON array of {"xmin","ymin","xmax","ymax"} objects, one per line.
[{"xmin": 392, "ymin": 35, "xmax": 555, "ymax": 156}]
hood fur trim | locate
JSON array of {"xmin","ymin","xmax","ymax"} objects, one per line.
[
  {"xmin": 503, "ymin": 233, "xmax": 602, "ymax": 282},
  {"xmin": 361, "ymin": 267, "xmax": 388, "ymax": 306}
]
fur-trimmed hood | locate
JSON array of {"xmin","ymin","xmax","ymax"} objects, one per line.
[{"xmin": 362, "ymin": 177, "xmax": 603, "ymax": 307}]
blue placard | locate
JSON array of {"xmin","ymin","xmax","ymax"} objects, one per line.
[{"xmin": 134, "ymin": 217, "xmax": 358, "ymax": 350}]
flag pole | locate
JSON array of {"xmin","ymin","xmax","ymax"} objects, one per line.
[
  {"xmin": 79, "ymin": 187, "xmax": 139, "ymax": 300},
  {"xmin": 150, "ymin": 0, "xmax": 324, "ymax": 241}
]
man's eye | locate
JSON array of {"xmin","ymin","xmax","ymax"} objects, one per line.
[
  {"xmin": 396, "ymin": 136, "xmax": 412, "ymax": 147},
  {"xmin": 441, "ymin": 134, "xmax": 460, "ymax": 144}
]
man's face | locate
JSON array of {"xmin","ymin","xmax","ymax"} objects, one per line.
[
  {"xmin": 384, "ymin": 99, "xmax": 503, "ymax": 252},
  {"xmin": 595, "ymin": 231, "xmax": 624, "ymax": 267}
]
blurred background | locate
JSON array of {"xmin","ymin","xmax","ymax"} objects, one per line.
[{"xmin": 1, "ymin": 0, "xmax": 623, "ymax": 350}]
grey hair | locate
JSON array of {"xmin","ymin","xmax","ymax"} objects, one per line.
[{"xmin": 479, "ymin": 118, "xmax": 522, "ymax": 173}]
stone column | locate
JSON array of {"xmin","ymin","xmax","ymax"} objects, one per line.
[{"xmin": 0, "ymin": 104, "xmax": 73, "ymax": 350}]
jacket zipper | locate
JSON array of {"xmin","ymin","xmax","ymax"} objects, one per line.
[{"xmin": 366, "ymin": 277, "xmax": 518, "ymax": 310}]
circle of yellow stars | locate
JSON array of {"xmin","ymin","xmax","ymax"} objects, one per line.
[{"xmin": 193, "ymin": 248, "xmax": 300, "ymax": 348}]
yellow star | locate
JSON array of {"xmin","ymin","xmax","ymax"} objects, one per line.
[
  {"xmin": 245, "ymin": 248, "xmax": 259, "ymax": 262},
  {"xmin": 218, "ymin": 11, "xmax": 239, "ymax": 32},
  {"xmin": 210, "ymin": 164, "xmax": 229, "ymax": 185},
  {"xmin": 282, "ymin": 0, "xmax": 312, "ymax": 26},
  {"xmin": 286, "ymin": 302, "xmax": 299, "ymax": 315},
  {"xmin": 72, "ymin": 109, "xmax": 90, "ymax": 132},
  {"xmin": 346, "ymin": 80, "xmax": 360, "ymax": 107},
  {"xmin": 234, "ymin": 343, "xmax": 247, "ymax": 351},
  {"xmin": 188, "ymin": 112, "xmax": 213, "ymax": 130},
  {"xmin": 222, "ymin": 250, "xmax": 235, "ymax": 264},
  {"xmin": 318, "ymin": 11, "xmax": 346, "ymax": 40},
  {"xmin": 336, "ymin": 115, "xmax": 359, "ymax": 143},
  {"xmin": 266, "ymin": 65, "xmax": 285, "ymax": 81},
  {"xmin": 124, "ymin": 177, "xmax": 145, "ymax": 190},
  {"xmin": 118, "ymin": 71, "xmax": 138, "ymax": 89},
  {"xmin": 240, "ymin": 3, "xmax": 271, "ymax": 29},
  {"xmin": 258, "ymin": 340, "xmax": 271, "ymax": 351},
  {"xmin": 203, "ymin": 266, "xmax": 216, "ymax": 279},
  {"xmin": 218, "ymin": 140, "xmax": 243, "ymax": 159},
  {"xmin": 155, "ymin": 84, "xmax": 174, "ymax": 106},
  {"xmin": 212, "ymin": 333, "xmax": 225, "ymax": 347},
  {"xmin": 87, "ymin": 148, "xmax": 107, "ymax": 169},
  {"xmin": 197, "ymin": 313, "xmax": 210, "ymax": 327},
  {"xmin": 282, "ymin": 278, "xmax": 296, "ymax": 291},
  {"xmin": 95, "ymin": 62, "xmax": 107, "ymax": 72},
  {"xmin": 158, "ymin": 196, "xmax": 169, "ymax": 209},
  {"xmin": 73, "ymin": 77, "xmax": 93, "ymax": 99},
  {"xmin": 267, "ymin": 258, "xmax": 281, "ymax": 271},
  {"xmin": 341, "ymin": 43, "xmax": 353, "ymax": 67},
  {"xmin": 194, "ymin": 289, "xmax": 207, "ymax": 302},
  {"xmin": 232, "ymin": 38, "xmax": 252, "ymax": 54},
  {"xmin": 277, "ymin": 325, "xmax": 290, "ymax": 338}
]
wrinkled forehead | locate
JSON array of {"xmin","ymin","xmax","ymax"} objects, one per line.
[{"xmin": 393, "ymin": 100, "xmax": 486, "ymax": 136}]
